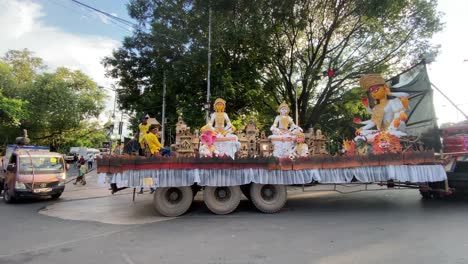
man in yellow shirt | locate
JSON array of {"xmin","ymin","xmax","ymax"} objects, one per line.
[
  {"xmin": 138, "ymin": 114, "xmax": 150, "ymax": 156},
  {"xmin": 138, "ymin": 124, "xmax": 171, "ymax": 194},
  {"xmin": 146, "ymin": 124, "xmax": 171, "ymax": 156}
]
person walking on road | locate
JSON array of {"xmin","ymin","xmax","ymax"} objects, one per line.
[
  {"xmin": 79, "ymin": 155, "xmax": 85, "ymax": 166},
  {"xmin": 87, "ymin": 155, "xmax": 93, "ymax": 169},
  {"xmin": 73, "ymin": 164, "xmax": 87, "ymax": 185},
  {"xmin": 73, "ymin": 154, "xmax": 78, "ymax": 168},
  {"xmin": 138, "ymin": 186, "xmax": 155, "ymax": 194}
]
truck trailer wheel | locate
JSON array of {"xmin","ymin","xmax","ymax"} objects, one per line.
[
  {"xmin": 203, "ymin": 186, "xmax": 241, "ymax": 215},
  {"xmin": 153, "ymin": 187, "xmax": 193, "ymax": 217},
  {"xmin": 250, "ymin": 184, "xmax": 287, "ymax": 213}
]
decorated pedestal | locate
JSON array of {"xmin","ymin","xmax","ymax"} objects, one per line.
[
  {"xmin": 213, "ymin": 135, "xmax": 240, "ymax": 159},
  {"xmin": 269, "ymin": 136, "xmax": 296, "ymax": 157}
]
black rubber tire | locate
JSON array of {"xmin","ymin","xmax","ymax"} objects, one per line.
[
  {"xmin": 3, "ymin": 185, "xmax": 16, "ymax": 204},
  {"xmin": 240, "ymin": 184, "xmax": 251, "ymax": 200},
  {"xmin": 203, "ymin": 186, "xmax": 241, "ymax": 215},
  {"xmin": 420, "ymin": 190, "xmax": 446, "ymax": 200},
  {"xmin": 250, "ymin": 184, "xmax": 287, "ymax": 213},
  {"xmin": 153, "ymin": 186, "xmax": 193, "ymax": 217},
  {"xmin": 51, "ymin": 192, "xmax": 63, "ymax": 199},
  {"xmin": 420, "ymin": 190, "xmax": 432, "ymax": 199}
]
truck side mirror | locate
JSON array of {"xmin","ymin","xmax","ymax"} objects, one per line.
[{"xmin": 6, "ymin": 164, "xmax": 16, "ymax": 172}]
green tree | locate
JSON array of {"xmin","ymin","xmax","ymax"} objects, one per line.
[
  {"xmin": 23, "ymin": 67, "xmax": 105, "ymax": 148},
  {"xmin": 2, "ymin": 49, "xmax": 45, "ymax": 85},
  {"xmin": 0, "ymin": 62, "xmax": 28, "ymax": 125},
  {"xmin": 55, "ymin": 121, "xmax": 109, "ymax": 153},
  {"xmin": 0, "ymin": 50, "xmax": 106, "ymax": 150},
  {"xmin": 105, "ymin": 0, "xmax": 441, "ymax": 137},
  {"xmin": 259, "ymin": 0, "xmax": 441, "ymax": 130},
  {"xmin": 105, "ymin": 0, "xmax": 272, "ymax": 131},
  {"xmin": 0, "ymin": 61, "xmax": 29, "ymax": 145}
]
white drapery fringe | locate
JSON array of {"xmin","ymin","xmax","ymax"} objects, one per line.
[{"xmin": 98, "ymin": 165, "xmax": 447, "ymax": 188}]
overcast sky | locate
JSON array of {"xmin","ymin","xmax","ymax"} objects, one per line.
[{"xmin": 0, "ymin": 0, "xmax": 466, "ymax": 127}]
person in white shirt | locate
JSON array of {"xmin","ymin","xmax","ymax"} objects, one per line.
[{"xmin": 87, "ymin": 155, "xmax": 93, "ymax": 169}]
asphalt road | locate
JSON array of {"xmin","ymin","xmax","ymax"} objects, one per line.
[{"xmin": 1, "ymin": 187, "xmax": 468, "ymax": 264}]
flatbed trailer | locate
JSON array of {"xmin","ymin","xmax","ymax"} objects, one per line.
[{"xmin": 97, "ymin": 151, "xmax": 448, "ymax": 217}]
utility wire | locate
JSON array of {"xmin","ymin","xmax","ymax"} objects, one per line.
[
  {"xmin": 69, "ymin": 0, "xmax": 137, "ymax": 28},
  {"xmin": 68, "ymin": 0, "xmax": 189, "ymax": 49},
  {"xmin": 70, "ymin": 0, "xmax": 186, "ymax": 42},
  {"xmin": 47, "ymin": 0, "xmax": 132, "ymax": 32}
]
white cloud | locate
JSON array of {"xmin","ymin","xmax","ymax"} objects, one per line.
[
  {"xmin": 0, "ymin": 0, "xmax": 130, "ymax": 134},
  {"xmin": 0, "ymin": 0, "xmax": 120, "ymax": 89}
]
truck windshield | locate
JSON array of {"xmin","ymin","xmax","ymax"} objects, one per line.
[{"xmin": 18, "ymin": 156, "xmax": 64, "ymax": 174}]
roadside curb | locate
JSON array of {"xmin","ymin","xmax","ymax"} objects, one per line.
[{"xmin": 51, "ymin": 191, "xmax": 134, "ymax": 204}]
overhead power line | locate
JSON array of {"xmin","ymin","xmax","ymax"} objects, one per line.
[
  {"xmin": 46, "ymin": 0, "xmax": 132, "ymax": 32},
  {"xmin": 69, "ymin": 0, "xmax": 186, "ymax": 42},
  {"xmin": 67, "ymin": 0, "xmax": 190, "ymax": 46},
  {"xmin": 69, "ymin": 0, "xmax": 137, "ymax": 28}
]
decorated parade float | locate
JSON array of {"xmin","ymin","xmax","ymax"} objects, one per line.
[{"xmin": 98, "ymin": 70, "xmax": 448, "ymax": 217}]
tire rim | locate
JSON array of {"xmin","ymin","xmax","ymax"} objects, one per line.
[
  {"xmin": 260, "ymin": 185, "xmax": 277, "ymax": 201},
  {"xmin": 165, "ymin": 188, "xmax": 182, "ymax": 204},
  {"xmin": 214, "ymin": 187, "xmax": 231, "ymax": 202}
]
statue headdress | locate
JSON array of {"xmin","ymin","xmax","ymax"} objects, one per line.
[
  {"xmin": 360, "ymin": 73, "xmax": 409, "ymax": 101},
  {"xmin": 213, "ymin": 98, "xmax": 226, "ymax": 111},
  {"xmin": 359, "ymin": 74, "xmax": 386, "ymax": 91},
  {"xmin": 295, "ymin": 131, "xmax": 305, "ymax": 142},
  {"xmin": 277, "ymin": 101, "xmax": 290, "ymax": 114}
]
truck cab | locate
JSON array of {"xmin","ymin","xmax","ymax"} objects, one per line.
[{"xmin": 2, "ymin": 149, "xmax": 66, "ymax": 203}]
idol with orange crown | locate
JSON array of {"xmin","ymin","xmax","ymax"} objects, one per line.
[
  {"xmin": 354, "ymin": 74, "xmax": 409, "ymax": 143},
  {"xmin": 201, "ymin": 98, "xmax": 240, "ymax": 159},
  {"xmin": 269, "ymin": 101, "xmax": 303, "ymax": 157}
]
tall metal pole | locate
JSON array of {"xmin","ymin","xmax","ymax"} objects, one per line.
[
  {"xmin": 162, "ymin": 71, "xmax": 166, "ymax": 146},
  {"xmin": 112, "ymin": 91, "xmax": 116, "ymax": 119},
  {"xmin": 119, "ymin": 111, "xmax": 123, "ymax": 143},
  {"xmin": 294, "ymin": 80, "xmax": 300, "ymax": 126},
  {"xmin": 110, "ymin": 90, "xmax": 117, "ymax": 155},
  {"xmin": 205, "ymin": 7, "xmax": 212, "ymax": 123},
  {"xmin": 295, "ymin": 88, "xmax": 299, "ymax": 126}
]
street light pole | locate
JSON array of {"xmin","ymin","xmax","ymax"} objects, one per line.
[
  {"xmin": 205, "ymin": 7, "xmax": 212, "ymax": 123},
  {"xmin": 161, "ymin": 71, "xmax": 166, "ymax": 146},
  {"xmin": 112, "ymin": 91, "xmax": 116, "ymax": 119},
  {"xmin": 294, "ymin": 80, "xmax": 300, "ymax": 126},
  {"xmin": 110, "ymin": 89, "xmax": 117, "ymax": 154},
  {"xmin": 99, "ymin": 85, "xmax": 118, "ymax": 154}
]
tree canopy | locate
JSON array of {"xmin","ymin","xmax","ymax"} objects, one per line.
[
  {"xmin": 0, "ymin": 49, "xmax": 106, "ymax": 152},
  {"xmin": 104, "ymin": 0, "xmax": 442, "ymax": 138}
]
